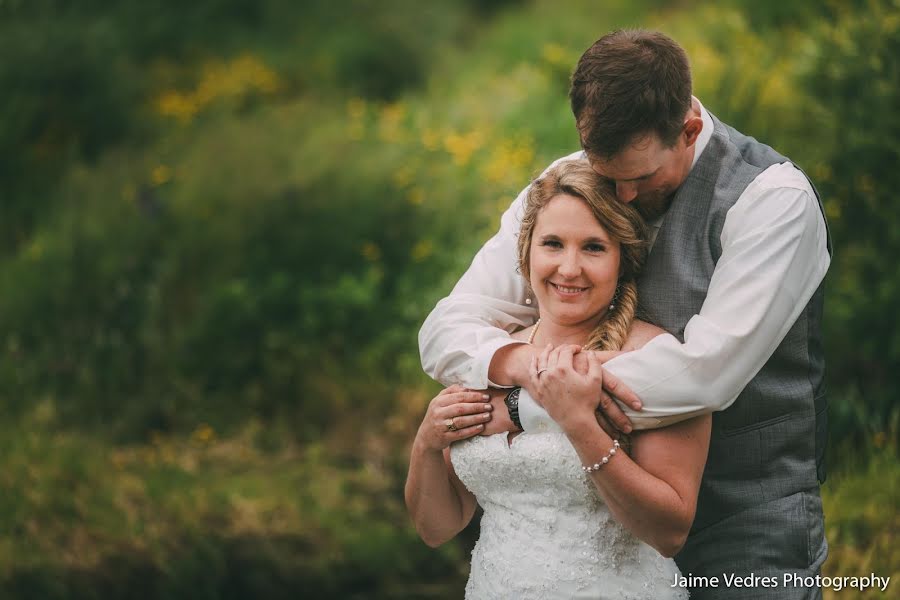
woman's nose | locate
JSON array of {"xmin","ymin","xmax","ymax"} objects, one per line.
[{"xmin": 557, "ymin": 251, "xmax": 581, "ymax": 278}]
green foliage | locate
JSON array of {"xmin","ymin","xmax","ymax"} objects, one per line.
[
  {"xmin": 821, "ymin": 447, "xmax": 900, "ymax": 599},
  {"xmin": 658, "ymin": 2, "xmax": 900, "ymax": 442},
  {"xmin": 1, "ymin": 0, "xmax": 899, "ymax": 596},
  {"xmin": 0, "ymin": 0, "xmax": 483, "ymax": 254},
  {"xmin": 0, "ymin": 19, "xmax": 138, "ymax": 250},
  {"xmin": 804, "ymin": 0, "xmax": 900, "ymax": 444},
  {"xmin": 0, "ymin": 412, "xmax": 467, "ymax": 599}
]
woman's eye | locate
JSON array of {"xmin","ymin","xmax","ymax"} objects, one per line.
[
  {"xmin": 585, "ymin": 243, "xmax": 606, "ymax": 252},
  {"xmin": 541, "ymin": 240, "xmax": 562, "ymax": 248}
]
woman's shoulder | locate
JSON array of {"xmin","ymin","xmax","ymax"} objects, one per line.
[
  {"xmin": 622, "ymin": 319, "xmax": 667, "ymax": 352},
  {"xmin": 511, "ymin": 325, "xmax": 535, "ymax": 343}
]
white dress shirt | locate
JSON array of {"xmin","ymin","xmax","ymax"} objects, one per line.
[{"xmin": 418, "ymin": 101, "xmax": 830, "ymax": 430}]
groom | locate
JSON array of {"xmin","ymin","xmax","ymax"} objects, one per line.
[{"xmin": 419, "ymin": 30, "xmax": 830, "ymax": 599}]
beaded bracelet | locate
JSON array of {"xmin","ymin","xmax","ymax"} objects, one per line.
[{"xmin": 582, "ymin": 440, "xmax": 620, "ymax": 473}]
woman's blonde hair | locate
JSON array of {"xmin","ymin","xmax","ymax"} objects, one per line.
[{"xmin": 517, "ymin": 159, "xmax": 648, "ymax": 351}]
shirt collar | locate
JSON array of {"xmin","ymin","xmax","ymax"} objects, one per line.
[
  {"xmin": 690, "ymin": 97, "xmax": 714, "ymax": 170},
  {"xmin": 647, "ymin": 99, "xmax": 713, "ymax": 232}
]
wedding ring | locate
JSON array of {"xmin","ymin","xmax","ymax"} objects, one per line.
[
  {"xmin": 445, "ymin": 418, "xmax": 458, "ymax": 432},
  {"xmin": 536, "ymin": 367, "xmax": 549, "ymax": 377}
]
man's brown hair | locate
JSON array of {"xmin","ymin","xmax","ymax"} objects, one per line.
[{"xmin": 570, "ymin": 29, "xmax": 692, "ymax": 160}]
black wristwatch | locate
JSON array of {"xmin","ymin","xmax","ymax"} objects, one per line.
[{"xmin": 504, "ymin": 387, "xmax": 523, "ymax": 431}]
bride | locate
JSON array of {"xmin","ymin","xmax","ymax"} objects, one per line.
[{"xmin": 405, "ymin": 160, "xmax": 711, "ymax": 598}]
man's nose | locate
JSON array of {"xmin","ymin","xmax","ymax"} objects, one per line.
[{"xmin": 616, "ymin": 181, "xmax": 638, "ymax": 203}]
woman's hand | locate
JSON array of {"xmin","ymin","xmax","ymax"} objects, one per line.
[
  {"xmin": 414, "ymin": 385, "xmax": 493, "ymax": 452},
  {"xmin": 528, "ymin": 344, "xmax": 604, "ymax": 431}
]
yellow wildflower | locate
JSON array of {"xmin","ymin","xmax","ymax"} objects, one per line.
[
  {"xmin": 192, "ymin": 423, "xmax": 216, "ymax": 445},
  {"xmin": 444, "ymin": 130, "xmax": 485, "ymax": 167},
  {"xmin": 362, "ymin": 242, "xmax": 382, "ymax": 262},
  {"xmin": 412, "ymin": 240, "xmax": 433, "ymax": 262},
  {"xmin": 407, "ymin": 187, "xmax": 425, "ymax": 205},
  {"xmin": 151, "ymin": 165, "xmax": 172, "ymax": 186},
  {"xmin": 541, "ymin": 43, "xmax": 568, "ymax": 67}
]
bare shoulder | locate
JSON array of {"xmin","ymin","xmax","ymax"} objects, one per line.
[
  {"xmin": 511, "ymin": 325, "xmax": 535, "ymax": 343},
  {"xmin": 621, "ymin": 319, "xmax": 667, "ymax": 352}
]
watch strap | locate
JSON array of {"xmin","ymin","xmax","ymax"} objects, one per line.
[{"xmin": 504, "ymin": 387, "xmax": 523, "ymax": 431}]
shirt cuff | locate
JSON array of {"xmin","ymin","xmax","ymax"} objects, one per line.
[
  {"xmin": 468, "ymin": 338, "xmax": 529, "ymax": 389},
  {"xmin": 517, "ymin": 388, "xmax": 562, "ymax": 433}
]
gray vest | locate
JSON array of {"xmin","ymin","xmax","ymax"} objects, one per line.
[{"xmin": 637, "ymin": 116, "xmax": 830, "ymax": 584}]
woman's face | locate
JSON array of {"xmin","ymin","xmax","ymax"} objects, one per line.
[{"xmin": 529, "ymin": 194, "xmax": 621, "ymax": 329}]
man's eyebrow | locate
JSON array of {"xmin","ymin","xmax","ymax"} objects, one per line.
[{"xmin": 621, "ymin": 168, "xmax": 659, "ymax": 182}]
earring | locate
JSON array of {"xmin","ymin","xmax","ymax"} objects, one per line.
[
  {"xmin": 525, "ymin": 297, "xmax": 532, "ymax": 305},
  {"xmin": 609, "ymin": 284, "xmax": 621, "ymax": 311}
]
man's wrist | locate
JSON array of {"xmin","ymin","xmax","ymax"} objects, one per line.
[{"xmin": 488, "ymin": 343, "xmax": 535, "ymax": 387}]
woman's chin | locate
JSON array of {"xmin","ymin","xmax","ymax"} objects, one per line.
[{"xmin": 541, "ymin": 305, "xmax": 605, "ymax": 328}]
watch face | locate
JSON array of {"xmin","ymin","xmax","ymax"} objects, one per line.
[
  {"xmin": 505, "ymin": 388, "xmax": 520, "ymax": 408},
  {"xmin": 504, "ymin": 388, "xmax": 523, "ymax": 430}
]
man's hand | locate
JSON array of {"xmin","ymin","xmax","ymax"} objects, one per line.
[
  {"xmin": 597, "ymin": 362, "xmax": 642, "ymax": 434},
  {"xmin": 489, "ymin": 344, "xmax": 643, "ymax": 435},
  {"xmin": 479, "ymin": 387, "xmax": 518, "ymax": 436},
  {"xmin": 569, "ymin": 349, "xmax": 643, "ymax": 435}
]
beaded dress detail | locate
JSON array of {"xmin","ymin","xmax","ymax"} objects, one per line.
[{"xmin": 451, "ymin": 430, "xmax": 688, "ymax": 599}]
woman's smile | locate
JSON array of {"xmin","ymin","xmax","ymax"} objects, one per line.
[
  {"xmin": 549, "ymin": 281, "xmax": 591, "ymax": 298},
  {"xmin": 529, "ymin": 193, "xmax": 621, "ymax": 325}
]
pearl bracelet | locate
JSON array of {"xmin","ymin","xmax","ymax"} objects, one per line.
[{"xmin": 582, "ymin": 440, "xmax": 620, "ymax": 473}]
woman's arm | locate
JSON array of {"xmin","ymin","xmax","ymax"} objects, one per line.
[
  {"xmin": 564, "ymin": 412, "xmax": 710, "ymax": 557},
  {"xmin": 405, "ymin": 444, "xmax": 478, "ymax": 547},
  {"xmin": 404, "ymin": 386, "xmax": 484, "ymax": 547},
  {"xmin": 532, "ymin": 338, "xmax": 710, "ymax": 557}
]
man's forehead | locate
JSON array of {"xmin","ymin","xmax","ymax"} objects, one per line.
[
  {"xmin": 587, "ymin": 134, "xmax": 667, "ymax": 179},
  {"xmin": 589, "ymin": 153, "xmax": 661, "ymax": 181}
]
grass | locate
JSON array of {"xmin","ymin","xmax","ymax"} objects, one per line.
[
  {"xmin": 0, "ymin": 391, "xmax": 469, "ymax": 598},
  {"xmin": 821, "ymin": 447, "xmax": 900, "ymax": 599},
  {"xmin": 0, "ymin": 393, "xmax": 896, "ymax": 599}
]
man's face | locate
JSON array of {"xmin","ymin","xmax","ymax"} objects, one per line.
[{"xmin": 587, "ymin": 132, "xmax": 693, "ymax": 221}]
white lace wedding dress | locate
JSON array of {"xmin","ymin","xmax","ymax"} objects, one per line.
[{"xmin": 451, "ymin": 429, "xmax": 689, "ymax": 599}]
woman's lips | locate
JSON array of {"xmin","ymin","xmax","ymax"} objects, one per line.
[{"xmin": 550, "ymin": 282, "xmax": 589, "ymax": 296}]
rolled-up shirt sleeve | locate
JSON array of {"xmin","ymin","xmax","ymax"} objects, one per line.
[
  {"xmin": 418, "ymin": 189, "xmax": 536, "ymax": 388},
  {"xmin": 421, "ymin": 157, "xmax": 829, "ymax": 434}
]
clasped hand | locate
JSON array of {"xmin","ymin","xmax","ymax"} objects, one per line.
[
  {"xmin": 414, "ymin": 385, "xmax": 494, "ymax": 452},
  {"xmin": 529, "ymin": 344, "xmax": 608, "ymax": 431}
]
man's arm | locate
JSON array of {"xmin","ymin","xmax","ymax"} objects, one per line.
[
  {"xmin": 421, "ymin": 155, "xmax": 827, "ymax": 433},
  {"xmin": 601, "ymin": 164, "xmax": 830, "ymax": 429}
]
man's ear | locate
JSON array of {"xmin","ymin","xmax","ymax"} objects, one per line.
[{"xmin": 683, "ymin": 116, "xmax": 703, "ymax": 148}]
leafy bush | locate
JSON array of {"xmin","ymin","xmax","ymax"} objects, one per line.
[
  {"xmin": 803, "ymin": 0, "xmax": 900, "ymax": 444},
  {"xmin": 1, "ymin": 0, "xmax": 898, "ymax": 596}
]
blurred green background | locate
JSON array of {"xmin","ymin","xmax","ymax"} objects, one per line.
[{"xmin": 0, "ymin": 0, "xmax": 897, "ymax": 598}]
